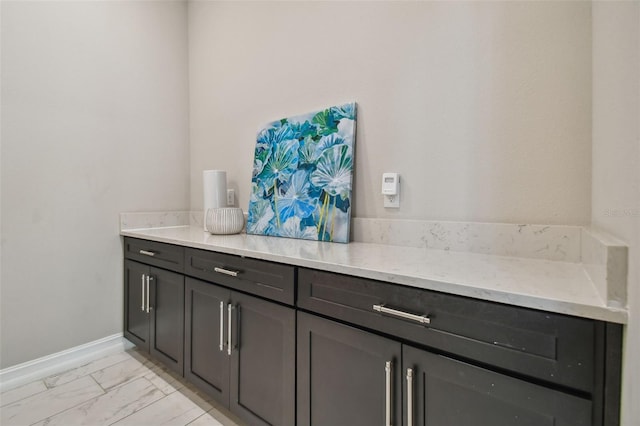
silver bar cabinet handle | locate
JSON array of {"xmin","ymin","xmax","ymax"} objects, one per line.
[
  {"xmin": 385, "ymin": 361, "xmax": 392, "ymax": 426},
  {"xmin": 141, "ymin": 274, "xmax": 145, "ymax": 312},
  {"xmin": 373, "ymin": 304, "xmax": 431, "ymax": 325},
  {"xmin": 407, "ymin": 368, "xmax": 414, "ymax": 426},
  {"xmin": 227, "ymin": 304, "xmax": 233, "ymax": 355},
  {"xmin": 139, "ymin": 249, "xmax": 155, "ymax": 257},
  {"xmin": 145, "ymin": 275, "xmax": 151, "ymax": 313},
  {"xmin": 214, "ymin": 267, "xmax": 239, "ymax": 277},
  {"xmin": 219, "ymin": 301, "xmax": 225, "ymax": 351}
]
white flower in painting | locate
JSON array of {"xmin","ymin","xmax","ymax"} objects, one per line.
[
  {"xmin": 316, "ymin": 134, "xmax": 346, "ymax": 154},
  {"xmin": 310, "ymin": 144, "xmax": 353, "ymax": 199},
  {"xmin": 247, "ymin": 198, "xmax": 275, "ymax": 234},
  {"xmin": 276, "ymin": 216, "xmax": 318, "ymax": 240},
  {"xmin": 337, "ymin": 118, "xmax": 354, "ymax": 141},
  {"xmin": 277, "ymin": 170, "xmax": 316, "ymax": 222}
]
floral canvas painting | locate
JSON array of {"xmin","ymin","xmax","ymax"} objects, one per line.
[{"xmin": 247, "ymin": 103, "xmax": 356, "ymax": 243}]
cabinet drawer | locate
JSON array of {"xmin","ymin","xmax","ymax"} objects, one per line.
[
  {"xmin": 298, "ymin": 268, "xmax": 596, "ymax": 393},
  {"xmin": 124, "ymin": 237, "xmax": 184, "ymax": 273},
  {"xmin": 185, "ymin": 248, "xmax": 295, "ymax": 305}
]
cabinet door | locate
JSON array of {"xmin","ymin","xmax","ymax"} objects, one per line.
[
  {"xmin": 229, "ymin": 292, "xmax": 295, "ymax": 426},
  {"xmin": 297, "ymin": 312, "xmax": 402, "ymax": 426},
  {"xmin": 149, "ymin": 267, "xmax": 184, "ymax": 375},
  {"xmin": 124, "ymin": 260, "xmax": 149, "ymax": 350},
  {"xmin": 403, "ymin": 345, "xmax": 592, "ymax": 426},
  {"xmin": 184, "ymin": 277, "xmax": 230, "ymax": 405}
]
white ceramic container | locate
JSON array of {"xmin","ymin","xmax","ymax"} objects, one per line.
[{"xmin": 206, "ymin": 207, "xmax": 244, "ymax": 235}]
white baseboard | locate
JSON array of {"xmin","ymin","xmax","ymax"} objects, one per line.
[{"xmin": 0, "ymin": 333, "xmax": 134, "ymax": 393}]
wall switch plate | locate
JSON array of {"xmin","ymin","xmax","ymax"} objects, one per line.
[{"xmin": 227, "ymin": 189, "xmax": 235, "ymax": 206}]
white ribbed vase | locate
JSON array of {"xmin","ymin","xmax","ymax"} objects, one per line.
[{"xmin": 205, "ymin": 208, "xmax": 244, "ymax": 235}]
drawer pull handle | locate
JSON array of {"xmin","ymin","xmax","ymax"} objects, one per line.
[
  {"xmin": 139, "ymin": 250, "xmax": 156, "ymax": 257},
  {"xmin": 373, "ymin": 304, "xmax": 431, "ymax": 325},
  {"xmin": 407, "ymin": 368, "xmax": 414, "ymax": 426},
  {"xmin": 219, "ymin": 301, "xmax": 225, "ymax": 351},
  {"xmin": 145, "ymin": 275, "xmax": 152, "ymax": 313},
  {"xmin": 227, "ymin": 304, "xmax": 234, "ymax": 355},
  {"xmin": 141, "ymin": 274, "xmax": 146, "ymax": 312},
  {"xmin": 215, "ymin": 267, "xmax": 240, "ymax": 277},
  {"xmin": 385, "ymin": 361, "xmax": 392, "ymax": 426}
]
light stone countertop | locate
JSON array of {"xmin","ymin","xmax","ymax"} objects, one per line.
[{"xmin": 120, "ymin": 225, "xmax": 628, "ymax": 324}]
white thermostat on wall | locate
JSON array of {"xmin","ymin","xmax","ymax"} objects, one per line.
[
  {"xmin": 381, "ymin": 173, "xmax": 400, "ymax": 208},
  {"xmin": 381, "ymin": 173, "xmax": 399, "ymax": 195}
]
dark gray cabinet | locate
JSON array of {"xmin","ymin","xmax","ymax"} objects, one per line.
[
  {"xmin": 124, "ymin": 259, "xmax": 185, "ymax": 375},
  {"xmin": 403, "ymin": 345, "xmax": 592, "ymax": 426},
  {"xmin": 298, "ymin": 267, "xmax": 621, "ymax": 426},
  {"xmin": 185, "ymin": 277, "xmax": 295, "ymax": 426},
  {"xmin": 184, "ymin": 247, "xmax": 295, "ymax": 305},
  {"xmin": 298, "ymin": 313, "xmax": 593, "ymax": 426},
  {"xmin": 297, "ymin": 312, "xmax": 402, "ymax": 426},
  {"xmin": 230, "ymin": 290, "xmax": 296, "ymax": 426},
  {"xmin": 123, "ymin": 237, "xmax": 622, "ymax": 426},
  {"xmin": 124, "ymin": 260, "xmax": 149, "ymax": 348},
  {"xmin": 124, "ymin": 237, "xmax": 184, "ymax": 272},
  {"xmin": 297, "ymin": 268, "xmax": 596, "ymax": 392},
  {"xmin": 184, "ymin": 277, "xmax": 230, "ymax": 402}
]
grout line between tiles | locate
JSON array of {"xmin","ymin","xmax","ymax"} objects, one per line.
[
  {"xmin": 87, "ymin": 372, "xmax": 107, "ymax": 394},
  {"xmin": 30, "ymin": 377, "xmax": 155, "ymax": 426},
  {"xmin": 22, "ymin": 380, "xmax": 106, "ymax": 426},
  {"xmin": 104, "ymin": 378, "xmax": 167, "ymax": 426},
  {"xmin": 92, "ymin": 371, "xmax": 146, "ymax": 393},
  {"xmin": 0, "ymin": 380, "xmax": 48, "ymax": 408}
]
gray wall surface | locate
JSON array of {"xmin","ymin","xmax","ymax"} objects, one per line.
[
  {"xmin": 1, "ymin": 1, "xmax": 638, "ymax": 425},
  {"xmin": 592, "ymin": 3, "xmax": 640, "ymax": 425},
  {"xmin": 188, "ymin": 1, "xmax": 592, "ymax": 224},
  {"xmin": 0, "ymin": 0, "xmax": 190, "ymax": 368}
]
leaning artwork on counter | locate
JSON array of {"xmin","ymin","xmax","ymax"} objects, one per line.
[{"xmin": 247, "ymin": 102, "xmax": 356, "ymax": 243}]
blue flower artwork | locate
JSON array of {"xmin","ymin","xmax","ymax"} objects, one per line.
[{"xmin": 247, "ymin": 103, "xmax": 356, "ymax": 243}]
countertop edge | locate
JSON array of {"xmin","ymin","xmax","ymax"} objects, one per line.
[{"xmin": 120, "ymin": 227, "xmax": 628, "ymax": 324}]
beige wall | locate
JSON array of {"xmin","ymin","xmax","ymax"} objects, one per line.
[
  {"xmin": 592, "ymin": 2, "xmax": 640, "ymax": 425},
  {"xmin": 0, "ymin": 1, "xmax": 190, "ymax": 368},
  {"xmin": 188, "ymin": 1, "xmax": 592, "ymax": 224}
]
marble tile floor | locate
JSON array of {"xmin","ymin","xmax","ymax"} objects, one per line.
[{"xmin": 0, "ymin": 348, "xmax": 243, "ymax": 426}]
